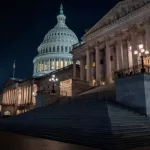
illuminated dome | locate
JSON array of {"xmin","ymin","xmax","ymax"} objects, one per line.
[{"xmin": 33, "ymin": 4, "xmax": 79, "ymax": 77}]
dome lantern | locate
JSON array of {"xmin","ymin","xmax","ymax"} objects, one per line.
[{"xmin": 56, "ymin": 4, "xmax": 66, "ymax": 27}]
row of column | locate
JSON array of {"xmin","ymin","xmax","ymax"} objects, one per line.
[
  {"xmin": 2, "ymin": 89, "xmax": 17, "ymax": 105},
  {"xmin": 2, "ymin": 85, "xmax": 33, "ymax": 105},
  {"xmin": 73, "ymin": 22, "xmax": 150, "ymax": 85},
  {"xmin": 34, "ymin": 58, "xmax": 72, "ymax": 73},
  {"xmin": 20, "ymin": 86, "xmax": 32, "ymax": 105}
]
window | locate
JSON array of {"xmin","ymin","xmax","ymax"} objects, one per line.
[
  {"xmin": 69, "ymin": 47, "xmax": 71, "ymax": 51},
  {"xmin": 49, "ymin": 47, "xmax": 51, "ymax": 52},
  {"xmin": 61, "ymin": 33, "xmax": 63, "ymax": 35},
  {"xmin": 57, "ymin": 46, "xmax": 59, "ymax": 52},
  {"xmin": 58, "ymin": 33, "xmax": 60, "ymax": 35},
  {"xmin": 55, "ymin": 33, "xmax": 56, "ymax": 35},
  {"xmin": 46, "ymin": 48, "xmax": 48, "ymax": 53},
  {"xmin": 41, "ymin": 50, "xmax": 43, "ymax": 54},
  {"xmin": 100, "ymin": 59, "xmax": 103, "ymax": 64},
  {"xmin": 110, "ymin": 56, "xmax": 113, "ymax": 61},
  {"xmin": 53, "ymin": 46, "xmax": 55, "ymax": 52},
  {"xmin": 65, "ymin": 46, "xmax": 68, "ymax": 52},
  {"xmin": 61, "ymin": 46, "xmax": 63, "ymax": 52},
  {"xmin": 43, "ymin": 49, "xmax": 45, "ymax": 53}
]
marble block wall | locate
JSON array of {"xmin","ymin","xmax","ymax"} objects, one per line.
[{"xmin": 115, "ymin": 73, "xmax": 150, "ymax": 116}]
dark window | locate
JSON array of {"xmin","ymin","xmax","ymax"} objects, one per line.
[
  {"xmin": 49, "ymin": 47, "xmax": 51, "ymax": 52},
  {"xmin": 61, "ymin": 33, "xmax": 63, "ymax": 35},
  {"xmin": 69, "ymin": 47, "xmax": 71, "ymax": 51},
  {"xmin": 65, "ymin": 46, "xmax": 68, "ymax": 52},
  {"xmin": 61, "ymin": 46, "xmax": 63, "ymax": 52},
  {"xmin": 57, "ymin": 46, "xmax": 59, "ymax": 52},
  {"xmin": 46, "ymin": 48, "xmax": 48, "ymax": 53},
  {"xmin": 53, "ymin": 46, "xmax": 55, "ymax": 52},
  {"xmin": 100, "ymin": 59, "xmax": 103, "ymax": 64},
  {"xmin": 110, "ymin": 56, "xmax": 113, "ymax": 61},
  {"xmin": 58, "ymin": 33, "xmax": 60, "ymax": 35}
]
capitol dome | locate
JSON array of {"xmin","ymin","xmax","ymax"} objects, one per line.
[{"xmin": 33, "ymin": 4, "xmax": 79, "ymax": 77}]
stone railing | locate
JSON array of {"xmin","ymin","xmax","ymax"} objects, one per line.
[{"xmin": 114, "ymin": 65, "xmax": 150, "ymax": 79}]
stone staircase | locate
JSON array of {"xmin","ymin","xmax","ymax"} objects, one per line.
[{"xmin": 1, "ymin": 97, "xmax": 150, "ymax": 149}]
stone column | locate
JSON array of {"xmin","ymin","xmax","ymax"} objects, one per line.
[
  {"xmin": 105, "ymin": 40, "xmax": 113, "ymax": 83},
  {"xmin": 95, "ymin": 46, "xmax": 100, "ymax": 85},
  {"xmin": 73, "ymin": 59, "xmax": 76, "ymax": 79},
  {"xmin": 40, "ymin": 61, "xmax": 42, "ymax": 72},
  {"xmin": 86, "ymin": 49, "xmax": 91, "ymax": 83},
  {"xmin": 145, "ymin": 19, "xmax": 150, "ymax": 52},
  {"xmin": 116, "ymin": 35, "xmax": 124, "ymax": 69},
  {"xmin": 63, "ymin": 59, "xmax": 65, "ymax": 68},
  {"xmin": 122, "ymin": 40, "xmax": 129, "ymax": 69},
  {"xmin": 80, "ymin": 58, "xmax": 84, "ymax": 80},
  {"xmin": 129, "ymin": 26, "xmax": 138, "ymax": 66},
  {"xmin": 49, "ymin": 59, "xmax": 51, "ymax": 70},
  {"xmin": 28, "ymin": 86, "xmax": 30, "ymax": 104},
  {"xmin": 54, "ymin": 59, "xmax": 56, "ymax": 70},
  {"xmin": 59, "ymin": 58, "xmax": 61, "ymax": 69}
]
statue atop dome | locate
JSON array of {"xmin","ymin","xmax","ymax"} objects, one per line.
[{"xmin": 60, "ymin": 4, "xmax": 63, "ymax": 15}]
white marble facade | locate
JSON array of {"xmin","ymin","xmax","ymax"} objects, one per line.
[
  {"xmin": 72, "ymin": 0, "xmax": 150, "ymax": 86},
  {"xmin": 33, "ymin": 5, "xmax": 78, "ymax": 77}
]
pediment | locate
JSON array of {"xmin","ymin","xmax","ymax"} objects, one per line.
[
  {"xmin": 83, "ymin": 0, "xmax": 150, "ymax": 38},
  {"xmin": 4, "ymin": 78, "xmax": 22, "ymax": 88}
]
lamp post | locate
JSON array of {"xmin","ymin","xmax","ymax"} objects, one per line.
[
  {"xmin": 134, "ymin": 43, "xmax": 149, "ymax": 73},
  {"xmin": 49, "ymin": 75, "xmax": 58, "ymax": 93}
]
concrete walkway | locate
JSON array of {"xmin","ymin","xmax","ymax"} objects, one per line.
[{"xmin": 0, "ymin": 131, "xmax": 101, "ymax": 150}]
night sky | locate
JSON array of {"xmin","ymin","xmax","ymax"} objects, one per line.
[{"xmin": 0, "ymin": 0, "xmax": 120, "ymax": 90}]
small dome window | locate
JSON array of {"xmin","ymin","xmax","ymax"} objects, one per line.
[
  {"xmin": 53, "ymin": 46, "xmax": 55, "ymax": 52},
  {"xmin": 61, "ymin": 46, "xmax": 63, "ymax": 52},
  {"xmin": 49, "ymin": 47, "xmax": 51, "ymax": 52},
  {"xmin": 57, "ymin": 46, "xmax": 59, "ymax": 52},
  {"xmin": 55, "ymin": 33, "xmax": 56, "ymax": 35},
  {"xmin": 69, "ymin": 47, "xmax": 71, "ymax": 51},
  {"xmin": 43, "ymin": 49, "xmax": 45, "ymax": 53},
  {"xmin": 65, "ymin": 46, "xmax": 68, "ymax": 52},
  {"xmin": 58, "ymin": 33, "xmax": 60, "ymax": 35},
  {"xmin": 61, "ymin": 33, "xmax": 63, "ymax": 35}
]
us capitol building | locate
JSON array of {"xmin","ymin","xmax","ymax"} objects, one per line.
[{"xmin": 33, "ymin": 4, "xmax": 78, "ymax": 77}]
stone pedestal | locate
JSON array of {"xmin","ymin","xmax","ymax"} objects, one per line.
[{"xmin": 115, "ymin": 74, "xmax": 150, "ymax": 116}]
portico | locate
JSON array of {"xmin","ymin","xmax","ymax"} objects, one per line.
[{"xmin": 72, "ymin": 0, "xmax": 150, "ymax": 86}]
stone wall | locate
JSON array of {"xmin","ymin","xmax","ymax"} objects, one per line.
[{"xmin": 115, "ymin": 73, "xmax": 150, "ymax": 116}]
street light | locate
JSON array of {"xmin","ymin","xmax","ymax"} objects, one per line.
[
  {"xmin": 49, "ymin": 75, "xmax": 58, "ymax": 93},
  {"xmin": 134, "ymin": 43, "xmax": 149, "ymax": 73}
]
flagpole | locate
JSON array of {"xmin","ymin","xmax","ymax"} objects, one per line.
[{"xmin": 13, "ymin": 60, "xmax": 15, "ymax": 79}]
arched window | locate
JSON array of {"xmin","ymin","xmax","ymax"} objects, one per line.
[
  {"xmin": 53, "ymin": 46, "xmax": 55, "ymax": 52},
  {"xmin": 46, "ymin": 48, "xmax": 48, "ymax": 53},
  {"xmin": 41, "ymin": 50, "xmax": 43, "ymax": 54},
  {"xmin": 69, "ymin": 47, "xmax": 71, "ymax": 51},
  {"xmin": 61, "ymin": 46, "xmax": 63, "ymax": 52},
  {"xmin": 65, "ymin": 46, "xmax": 68, "ymax": 52},
  {"xmin": 43, "ymin": 49, "xmax": 45, "ymax": 53},
  {"xmin": 49, "ymin": 47, "xmax": 51, "ymax": 52},
  {"xmin": 4, "ymin": 111, "xmax": 11, "ymax": 116},
  {"xmin": 57, "ymin": 46, "xmax": 59, "ymax": 52}
]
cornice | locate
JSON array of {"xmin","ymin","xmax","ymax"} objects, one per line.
[{"xmin": 83, "ymin": 2, "xmax": 150, "ymax": 43}]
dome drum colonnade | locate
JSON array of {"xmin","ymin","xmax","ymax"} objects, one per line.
[{"xmin": 33, "ymin": 4, "xmax": 78, "ymax": 76}]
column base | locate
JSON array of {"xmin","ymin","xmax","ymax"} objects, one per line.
[
  {"xmin": 95, "ymin": 81, "xmax": 100, "ymax": 86},
  {"xmin": 106, "ymin": 78, "xmax": 114, "ymax": 84}
]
